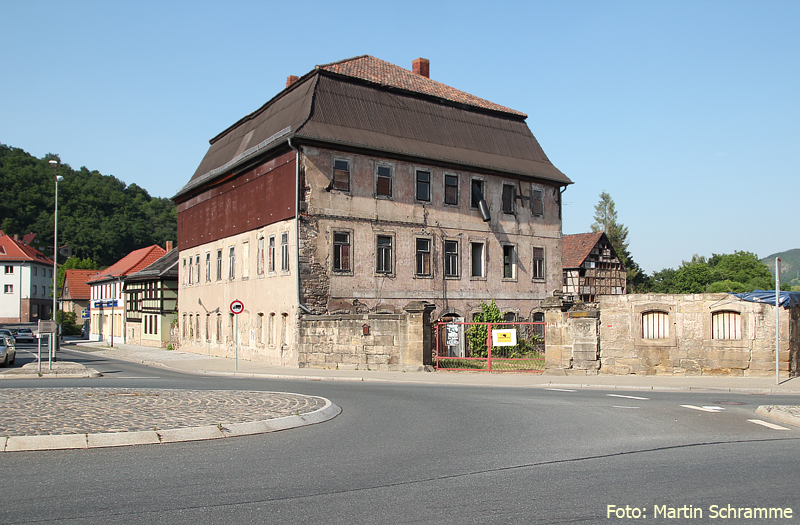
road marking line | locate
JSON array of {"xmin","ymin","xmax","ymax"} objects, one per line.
[
  {"xmin": 681, "ymin": 404, "xmax": 724, "ymax": 413},
  {"xmin": 607, "ymin": 394, "xmax": 649, "ymax": 400},
  {"xmin": 612, "ymin": 406, "xmax": 640, "ymax": 409},
  {"xmin": 545, "ymin": 388, "xmax": 577, "ymax": 392},
  {"xmin": 702, "ymin": 406, "xmax": 725, "ymax": 411},
  {"xmin": 748, "ymin": 419, "xmax": 790, "ymax": 431}
]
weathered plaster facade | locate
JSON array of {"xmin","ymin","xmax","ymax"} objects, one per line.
[{"xmin": 299, "ymin": 147, "xmax": 564, "ymax": 322}]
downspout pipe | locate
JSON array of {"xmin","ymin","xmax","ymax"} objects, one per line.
[{"xmin": 288, "ymin": 137, "xmax": 312, "ymax": 315}]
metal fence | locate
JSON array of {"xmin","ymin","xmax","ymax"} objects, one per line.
[{"xmin": 433, "ymin": 321, "xmax": 545, "ymax": 372}]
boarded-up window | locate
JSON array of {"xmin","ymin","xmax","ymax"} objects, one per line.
[
  {"xmin": 642, "ymin": 311, "xmax": 669, "ymax": 339},
  {"xmin": 376, "ymin": 165, "xmax": 392, "ymax": 197},
  {"xmin": 502, "ymin": 184, "xmax": 515, "ymax": 214},
  {"xmin": 444, "ymin": 174, "xmax": 458, "ymax": 205},
  {"xmin": 532, "ymin": 188, "xmax": 544, "ymax": 217},
  {"xmin": 333, "ymin": 159, "xmax": 350, "ymax": 192},
  {"xmin": 712, "ymin": 311, "xmax": 742, "ymax": 340}
]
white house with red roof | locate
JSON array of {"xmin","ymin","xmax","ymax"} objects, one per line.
[
  {"xmin": 87, "ymin": 244, "xmax": 166, "ymax": 343},
  {"xmin": 0, "ymin": 232, "xmax": 55, "ymax": 323}
]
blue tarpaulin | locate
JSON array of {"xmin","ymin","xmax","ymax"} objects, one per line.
[{"xmin": 730, "ymin": 290, "xmax": 800, "ymax": 309}]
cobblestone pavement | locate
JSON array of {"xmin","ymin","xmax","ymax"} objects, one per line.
[{"xmin": 0, "ymin": 388, "xmax": 327, "ymax": 436}]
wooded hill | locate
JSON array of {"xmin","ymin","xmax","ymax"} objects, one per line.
[
  {"xmin": 762, "ymin": 249, "xmax": 800, "ymax": 288},
  {"xmin": 0, "ymin": 144, "xmax": 176, "ymax": 267}
]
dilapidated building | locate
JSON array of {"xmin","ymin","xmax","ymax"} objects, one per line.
[
  {"xmin": 174, "ymin": 55, "xmax": 571, "ymax": 368},
  {"xmin": 562, "ymin": 232, "xmax": 626, "ymax": 302}
]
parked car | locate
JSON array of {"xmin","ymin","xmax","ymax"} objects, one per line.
[
  {"xmin": 0, "ymin": 329, "xmax": 15, "ymax": 345},
  {"xmin": 14, "ymin": 328, "xmax": 34, "ymax": 343},
  {"xmin": 0, "ymin": 335, "xmax": 15, "ymax": 366}
]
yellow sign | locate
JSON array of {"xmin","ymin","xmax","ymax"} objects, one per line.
[{"xmin": 491, "ymin": 329, "xmax": 517, "ymax": 347}]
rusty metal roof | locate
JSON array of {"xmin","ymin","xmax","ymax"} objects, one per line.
[{"xmin": 175, "ymin": 56, "xmax": 570, "ymax": 201}]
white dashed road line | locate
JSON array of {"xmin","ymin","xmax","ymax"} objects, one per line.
[
  {"xmin": 747, "ymin": 419, "xmax": 790, "ymax": 431},
  {"xmin": 545, "ymin": 388, "xmax": 577, "ymax": 392},
  {"xmin": 612, "ymin": 406, "xmax": 640, "ymax": 409},
  {"xmin": 607, "ymin": 394, "xmax": 649, "ymax": 400},
  {"xmin": 681, "ymin": 405, "xmax": 725, "ymax": 413}
]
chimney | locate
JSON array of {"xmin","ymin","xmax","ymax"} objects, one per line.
[
  {"xmin": 412, "ymin": 58, "xmax": 430, "ymax": 78},
  {"xmin": 286, "ymin": 75, "xmax": 299, "ymax": 88},
  {"xmin": 166, "ymin": 240, "xmax": 173, "ymax": 252}
]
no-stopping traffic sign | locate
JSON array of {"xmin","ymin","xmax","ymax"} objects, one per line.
[{"xmin": 230, "ymin": 300, "xmax": 244, "ymax": 315}]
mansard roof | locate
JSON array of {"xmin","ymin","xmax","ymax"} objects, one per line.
[{"xmin": 175, "ymin": 55, "xmax": 570, "ymax": 200}]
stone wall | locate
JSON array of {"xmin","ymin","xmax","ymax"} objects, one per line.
[
  {"xmin": 544, "ymin": 293, "xmax": 799, "ymax": 377},
  {"xmin": 297, "ymin": 301, "xmax": 434, "ymax": 371}
]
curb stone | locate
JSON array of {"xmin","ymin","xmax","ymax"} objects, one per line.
[
  {"xmin": 2, "ymin": 398, "xmax": 341, "ymax": 452},
  {"xmin": 755, "ymin": 405, "xmax": 800, "ymax": 428}
]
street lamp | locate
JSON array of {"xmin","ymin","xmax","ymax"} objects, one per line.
[{"xmin": 49, "ymin": 160, "xmax": 63, "ymax": 358}]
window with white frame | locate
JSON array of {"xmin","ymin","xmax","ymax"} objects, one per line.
[
  {"xmin": 533, "ymin": 247, "xmax": 545, "ymax": 280},
  {"xmin": 470, "ymin": 242, "xmax": 485, "ymax": 278},
  {"xmin": 444, "ymin": 240, "xmax": 459, "ymax": 278},
  {"xmin": 228, "ymin": 246, "xmax": 235, "ymax": 280},
  {"xmin": 216, "ymin": 249, "xmax": 222, "ymax": 281},
  {"xmin": 195, "ymin": 255, "xmax": 200, "ymax": 284},
  {"xmin": 712, "ymin": 311, "xmax": 742, "ymax": 340},
  {"xmin": 376, "ymin": 164, "xmax": 392, "ymax": 197},
  {"xmin": 205, "ymin": 252, "xmax": 211, "ymax": 282},
  {"xmin": 268, "ymin": 236, "xmax": 276, "ymax": 273},
  {"xmin": 280, "ymin": 232, "xmax": 289, "ymax": 272},
  {"xmin": 376, "ymin": 235, "xmax": 392, "ymax": 274},
  {"xmin": 642, "ymin": 310, "xmax": 670, "ymax": 339},
  {"xmin": 4, "ymin": 284, "xmax": 13, "ymax": 293},
  {"xmin": 415, "ymin": 238, "xmax": 431, "ymax": 277},
  {"xmin": 4, "ymin": 265, "xmax": 13, "ymax": 274}
]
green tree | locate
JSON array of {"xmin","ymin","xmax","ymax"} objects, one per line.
[
  {"xmin": 467, "ymin": 300, "xmax": 504, "ymax": 358},
  {"xmin": 56, "ymin": 256, "xmax": 101, "ymax": 292},
  {"xmin": 0, "ymin": 144, "xmax": 177, "ymax": 266},
  {"xmin": 590, "ymin": 191, "xmax": 647, "ymax": 291}
]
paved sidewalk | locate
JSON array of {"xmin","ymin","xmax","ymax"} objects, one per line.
[{"xmin": 69, "ymin": 340, "xmax": 800, "ymax": 394}]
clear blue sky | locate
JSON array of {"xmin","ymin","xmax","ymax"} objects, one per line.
[{"xmin": 2, "ymin": 0, "xmax": 797, "ymax": 274}]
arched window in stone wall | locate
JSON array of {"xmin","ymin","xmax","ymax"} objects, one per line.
[
  {"xmin": 642, "ymin": 310, "xmax": 669, "ymax": 340},
  {"xmin": 712, "ymin": 310, "xmax": 742, "ymax": 340}
]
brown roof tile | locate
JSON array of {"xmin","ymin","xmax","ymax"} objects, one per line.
[
  {"xmin": 562, "ymin": 232, "xmax": 605, "ymax": 269},
  {"xmin": 62, "ymin": 269, "xmax": 96, "ymax": 300},
  {"xmin": 317, "ymin": 55, "xmax": 526, "ymax": 117}
]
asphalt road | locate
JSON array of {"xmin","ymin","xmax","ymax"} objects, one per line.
[{"xmin": 1, "ymin": 347, "xmax": 798, "ymax": 524}]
